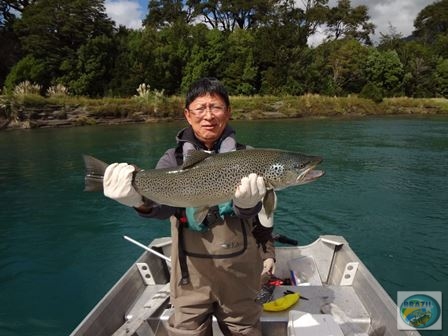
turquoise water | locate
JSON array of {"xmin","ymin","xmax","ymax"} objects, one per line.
[{"xmin": 0, "ymin": 117, "xmax": 446, "ymax": 335}]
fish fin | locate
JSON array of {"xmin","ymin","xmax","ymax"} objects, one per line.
[
  {"xmin": 258, "ymin": 190, "xmax": 277, "ymax": 228},
  {"xmin": 83, "ymin": 155, "xmax": 109, "ymax": 192},
  {"xmin": 193, "ymin": 206, "xmax": 209, "ymax": 224},
  {"xmin": 182, "ymin": 150, "xmax": 213, "ymax": 169}
]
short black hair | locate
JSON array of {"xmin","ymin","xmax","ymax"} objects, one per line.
[{"xmin": 185, "ymin": 77, "xmax": 230, "ymax": 109}]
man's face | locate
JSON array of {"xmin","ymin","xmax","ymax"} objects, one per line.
[{"xmin": 184, "ymin": 93, "xmax": 231, "ymax": 149}]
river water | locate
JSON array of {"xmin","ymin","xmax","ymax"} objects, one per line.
[{"xmin": 0, "ymin": 117, "xmax": 446, "ymax": 335}]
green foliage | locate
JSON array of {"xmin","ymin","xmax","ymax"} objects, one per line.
[
  {"xmin": 13, "ymin": 0, "xmax": 114, "ymax": 89},
  {"xmin": 0, "ymin": 28, "xmax": 22, "ymax": 88},
  {"xmin": 363, "ymin": 49, "xmax": 404, "ymax": 97},
  {"xmin": 0, "ymin": 0, "xmax": 446, "ymax": 99},
  {"xmin": 222, "ymin": 29, "xmax": 257, "ymax": 95},
  {"xmin": 144, "ymin": 0, "xmax": 188, "ymax": 28},
  {"xmin": 4, "ymin": 55, "xmax": 45, "ymax": 91},
  {"xmin": 325, "ymin": 38, "xmax": 369, "ymax": 95},
  {"xmin": 62, "ymin": 35, "xmax": 115, "ymax": 96},
  {"xmin": 181, "ymin": 27, "xmax": 227, "ymax": 92},
  {"xmin": 378, "ymin": 24, "xmax": 404, "ymax": 52},
  {"xmin": 326, "ymin": 0, "xmax": 375, "ymax": 45},
  {"xmin": 399, "ymin": 41, "xmax": 437, "ymax": 98},
  {"xmin": 105, "ymin": 28, "xmax": 143, "ymax": 97},
  {"xmin": 413, "ymin": 0, "xmax": 448, "ymax": 43},
  {"xmin": 360, "ymin": 82, "xmax": 383, "ymax": 103},
  {"xmin": 187, "ymin": 0, "xmax": 274, "ymax": 31},
  {"xmin": 434, "ymin": 58, "xmax": 448, "ymax": 98}
]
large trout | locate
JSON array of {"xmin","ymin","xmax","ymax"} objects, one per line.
[{"xmin": 84, "ymin": 148, "xmax": 324, "ymax": 223}]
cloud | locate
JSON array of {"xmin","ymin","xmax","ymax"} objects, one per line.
[
  {"xmin": 307, "ymin": 0, "xmax": 435, "ymax": 46},
  {"xmin": 331, "ymin": 0, "xmax": 434, "ymax": 39},
  {"xmin": 105, "ymin": 0, "xmax": 144, "ymax": 29}
]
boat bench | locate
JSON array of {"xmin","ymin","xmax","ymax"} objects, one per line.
[
  {"xmin": 261, "ymin": 285, "xmax": 371, "ymax": 335},
  {"xmin": 152, "ymin": 285, "xmax": 370, "ymax": 336}
]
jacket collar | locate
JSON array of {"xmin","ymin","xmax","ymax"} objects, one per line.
[{"xmin": 176, "ymin": 125, "xmax": 236, "ymax": 153}]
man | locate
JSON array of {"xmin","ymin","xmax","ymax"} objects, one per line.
[{"xmin": 103, "ymin": 78, "xmax": 275, "ymax": 336}]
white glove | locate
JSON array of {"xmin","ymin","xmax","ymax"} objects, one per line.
[
  {"xmin": 233, "ymin": 173, "xmax": 266, "ymax": 209},
  {"xmin": 262, "ymin": 258, "xmax": 276, "ymax": 276},
  {"xmin": 103, "ymin": 163, "xmax": 144, "ymax": 208}
]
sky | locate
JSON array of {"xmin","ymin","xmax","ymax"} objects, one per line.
[{"xmin": 104, "ymin": 0, "xmax": 437, "ymax": 44}]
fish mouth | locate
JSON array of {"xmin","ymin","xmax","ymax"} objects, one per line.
[
  {"xmin": 300, "ymin": 168, "xmax": 325, "ymax": 184},
  {"xmin": 297, "ymin": 156, "xmax": 325, "ymax": 184}
]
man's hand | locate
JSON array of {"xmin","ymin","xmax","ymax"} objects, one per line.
[
  {"xmin": 103, "ymin": 163, "xmax": 144, "ymax": 208},
  {"xmin": 262, "ymin": 258, "xmax": 275, "ymax": 276},
  {"xmin": 233, "ymin": 173, "xmax": 266, "ymax": 209}
]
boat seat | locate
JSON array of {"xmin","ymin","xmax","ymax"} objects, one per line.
[
  {"xmin": 261, "ymin": 285, "xmax": 371, "ymax": 335},
  {"xmin": 288, "ymin": 311, "xmax": 344, "ymax": 336}
]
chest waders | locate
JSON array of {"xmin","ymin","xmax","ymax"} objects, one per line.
[{"xmin": 173, "ymin": 143, "xmax": 248, "ymax": 286}]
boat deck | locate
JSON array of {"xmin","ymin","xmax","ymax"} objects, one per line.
[{"xmin": 71, "ymin": 236, "xmax": 421, "ymax": 336}]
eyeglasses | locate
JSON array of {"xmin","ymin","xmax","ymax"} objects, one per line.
[{"xmin": 188, "ymin": 104, "xmax": 227, "ymax": 117}]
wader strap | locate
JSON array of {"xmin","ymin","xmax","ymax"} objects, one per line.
[{"xmin": 177, "ymin": 222, "xmax": 190, "ymax": 285}]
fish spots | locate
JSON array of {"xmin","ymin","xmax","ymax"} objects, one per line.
[
  {"xmin": 269, "ymin": 163, "xmax": 284, "ymax": 176},
  {"xmin": 132, "ymin": 148, "xmax": 323, "ymax": 207}
]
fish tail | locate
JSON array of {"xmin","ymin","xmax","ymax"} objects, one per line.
[{"xmin": 83, "ymin": 155, "xmax": 109, "ymax": 192}]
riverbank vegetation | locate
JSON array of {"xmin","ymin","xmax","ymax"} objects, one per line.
[
  {"xmin": 1, "ymin": 1, "xmax": 448, "ymax": 100},
  {"xmin": 1, "ymin": 86, "xmax": 447, "ymax": 129},
  {"xmin": 1, "ymin": 1, "xmax": 448, "ymax": 129}
]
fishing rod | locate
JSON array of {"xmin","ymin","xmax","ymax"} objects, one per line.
[{"xmin": 123, "ymin": 235, "xmax": 172, "ymax": 265}]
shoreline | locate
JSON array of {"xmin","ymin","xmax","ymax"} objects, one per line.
[{"xmin": 1, "ymin": 95, "xmax": 447, "ymax": 130}]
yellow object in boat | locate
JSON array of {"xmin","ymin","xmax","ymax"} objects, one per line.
[{"xmin": 263, "ymin": 292, "xmax": 300, "ymax": 312}]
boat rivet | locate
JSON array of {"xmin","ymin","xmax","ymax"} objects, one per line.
[
  {"xmin": 145, "ymin": 274, "xmax": 151, "ymax": 279},
  {"xmin": 347, "ymin": 265, "xmax": 353, "ymax": 271},
  {"xmin": 344, "ymin": 274, "xmax": 351, "ymax": 279}
]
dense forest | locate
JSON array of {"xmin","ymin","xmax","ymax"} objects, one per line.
[{"xmin": 0, "ymin": 0, "xmax": 447, "ymax": 100}]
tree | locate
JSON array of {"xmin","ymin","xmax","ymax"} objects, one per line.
[
  {"xmin": 187, "ymin": 0, "xmax": 274, "ymax": 31},
  {"xmin": 433, "ymin": 34, "xmax": 448, "ymax": 59},
  {"xmin": 0, "ymin": 0, "xmax": 33, "ymax": 28},
  {"xmin": 0, "ymin": 28, "xmax": 21, "ymax": 88},
  {"xmin": 254, "ymin": 0, "xmax": 328, "ymax": 94},
  {"xmin": 12, "ymin": 0, "xmax": 114, "ymax": 89},
  {"xmin": 144, "ymin": 0, "xmax": 192, "ymax": 28},
  {"xmin": 378, "ymin": 23, "xmax": 404, "ymax": 51},
  {"xmin": 223, "ymin": 29, "xmax": 257, "ymax": 95},
  {"xmin": 106, "ymin": 27, "xmax": 143, "ymax": 96},
  {"xmin": 397, "ymin": 41, "xmax": 436, "ymax": 97},
  {"xmin": 181, "ymin": 27, "xmax": 227, "ymax": 92},
  {"xmin": 326, "ymin": 0, "xmax": 375, "ymax": 45},
  {"xmin": 0, "ymin": 1, "xmax": 34, "ymax": 87},
  {"xmin": 434, "ymin": 58, "xmax": 448, "ymax": 98},
  {"xmin": 413, "ymin": 0, "xmax": 448, "ymax": 44},
  {"xmin": 4, "ymin": 54, "xmax": 45, "ymax": 91},
  {"xmin": 363, "ymin": 49, "xmax": 404, "ymax": 96},
  {"xmin": 61, "ymin": 35, "xmax": 115, "ymax": 96},
  {"xmin": 306, "ymin": 38, "xmax": 368, "ymax": 96},
  {"xmin": 327, "ymin": 38, "xmax": 369, "ymax": 94}
]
